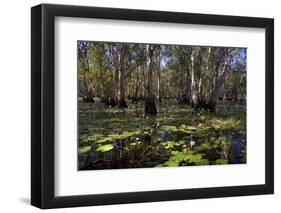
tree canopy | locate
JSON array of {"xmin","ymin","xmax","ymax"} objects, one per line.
[{"xmin": 78, "ymin": 41, "xmax": 246, "ymax": 113}]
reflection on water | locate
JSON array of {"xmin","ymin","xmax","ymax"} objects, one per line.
[{"xmin": 78, "ymin": 100, "xmax": 246, "ymax": 170}]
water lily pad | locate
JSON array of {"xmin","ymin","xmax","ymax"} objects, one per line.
[
  {"xmin": 130, "ymin": 142, "xmax": 142, "ymax": 146},
  {"xmin": 215, "ymin": 159, "xmax": 228, "ymax": 164},
  {"xmin": 96, "ymin": 144, "xmax": 114, "ymax": 152},
  {"xmin": 180, "ymin": 124, "xmax": 197, "ymax": 131},
  {"xmin": 79, "ymin": 146, "xmax": 91, "ymax": 154},
  {"xmin": 163, "ymin": 150, "xmax": 209, "ymax": 167},
  {"xmin": 161, "ymin": 141, "xmax": 175, "ymax": 149},
  {"xmin": 96, "ymin": 136, "xmax": 113, "ymax": 143}
]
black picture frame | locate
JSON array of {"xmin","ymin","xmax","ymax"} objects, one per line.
[{"xmin": 31, "ymin": 3, "xmax": 274, "ymax": 209}]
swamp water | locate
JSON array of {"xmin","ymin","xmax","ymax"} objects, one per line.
[{"xmin": 78, "ymin": 100, "xmax": 246, "ymax": 170}]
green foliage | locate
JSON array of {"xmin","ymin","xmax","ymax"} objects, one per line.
[
  {"xmin": 241, "ymin": 149, "xmax": 247, "ymax": 163},
  {"xmin": 205, "ymin": 117, "xmax": 245, "ymax": 131},
  {"xmin": 79, "ymin": 134, "xmax": 97, "ymax": 144},
  {"xmin": 161, "ymin": 140, "xmax": 186, "ymax": 150},
  {"xmin": 161, "ymin": 141, "xmax": 176, "ymax": 149},
  {"xmin": 96, "ymin": 144, "xmax": 114, "ymax": 152},
  {"xmin": 78, "ymin": 41, "xmax": 246, "ymax": 108},
  {"xmin": 79, "ymin": 146, "xmax": 91, "ymax": 154},
  {"xmin": 78, "ymin": 100, "xmax": 246, "ymax": 170},
  {"xmin": 160, "ymin": 125, "xmax": 179, "ymax": 132},
  {"xmin": 95, "ymin": 130, "xmax": 142, "ymax": 143},
  {"xmin": 77, "ymin": 40, "xmax": 247, "ymax": 170},
  {"xmin": 160, "ymin": 124, "xmax": 198, "ymax": 134},
  {"xmin": 129, "ymin": 142, "xmax": 142, "ymax": 146},
  {"xmin": 215, "ymin": 159, "xmax": 228, "ymax": 164},
  {"xmin": 96, "ymin": 136, "xmax": 114, "ymax": 143},
  {"xmin": 158, "ymin": 150, "xmax": 209, "ymax": 167}
]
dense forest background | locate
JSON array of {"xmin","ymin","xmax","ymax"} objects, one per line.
[{"xmin": 78, "ymin": 41, "xmax": 246, "ymax": 113}]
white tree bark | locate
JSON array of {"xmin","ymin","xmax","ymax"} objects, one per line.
[
  {"xmin": 146, "ymin": 44, "xmax": 153, "ymax": 100},
  {"xmin": 190, "ymin": 50, "xmax": 199, "ymax": 107},
  {"xmin": 117, "ymin": 43, "xmax": 125, "ymax": 102},
  {"xmin": 209, "ymin": 56, "xmax": 229, "ymax": 107},
  {"xmin": 157, "ymin": 49, "xmax": 161, "ymax": 101}
]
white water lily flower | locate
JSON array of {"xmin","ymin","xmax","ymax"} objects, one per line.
[{"xmin": 190, "ymin": 140, "xmax": 196, "ymax": 148}]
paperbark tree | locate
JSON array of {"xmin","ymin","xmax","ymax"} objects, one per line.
[
  {"xmin": 109, "ymin": 44, "xmax": 118, "ymax": 101},
  {"xmin": 77, "ymin": 41, "xmax": 246, "ymax": 112},
  {"xmin": 190, "ymin": 49, "xmax": 199, "ymax": 108},
  {"xmin": 157, "ymin": 48, "xmax": 161, "ymax": 102},
  {"xmin": 177, "ymin": 46, "xmax": 190, "ymax": 104},
  {"xmin": 145, "ymin": 44, "xmax": 157, "ymax": 115},
  {"xmin": 208, "ymin": 50, "xmax": 230, "ymax": 111},
  {"xmin": 80, "ymin": 41, "xmax": 94, "ymax": 103},
  {"xmin": 117, "ymin": 43, "xmax": 128, "ymax": 108}
]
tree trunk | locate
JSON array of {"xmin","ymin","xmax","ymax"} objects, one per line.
[
  {"xmin": 184, "ymin": 59, "xmax": 190, "ymax": 104},
  {"xmin": 117, "ymin": 43, "xmax": 128, "ymax": 108},
  {"xmin": 145, "ymin": 44, "xmax": 157, "ymax": 115},
  {"xmin": 110, "ymin": 45, "xmax": 118, "ymax": 101},
  {"xmin": 179, "ymin": 63, "xmax": 189, "ymax": 104},
  {"xmin": 190, "ymin": 50, "xmax": 199, "ymax": 108},
  {"xmin": 235, "ymin": 72, "xmax": 241, "ymax": 102},
  {"xmin": 208, "ymin": 56, "xmax": 229, "ymax": 111},
  {"xmin": 141, "ymin": 64, "xmax": 145, "ymax": 100},
  {"xmin": 157, "ymin": 49, "xmax": 161, "ymax": 102},
  {"xmin": 82, "ymin": 43, "xmax": 94, "ymax": 103},
  {"xmin": 132, "ymin": 66, "xmax": 141, "ymax": 103}
]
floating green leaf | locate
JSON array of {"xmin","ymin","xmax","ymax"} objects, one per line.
[
  {"xmin": 162, "ymin": 150, "xmax": 209, "ymax": 167},
  {"xmin": 96, "ymin": 144, "xmax": 114, "ymax": 152},
  {"xmin": 96, "ymin": 136, "xmax": 113, "ymax": 143},
  {"xmin": 130, "ymin": 142, "xmax": 142, "ymax": 146},
  {"xmin": 160, "ymin": 125, "xmax": 179, "ymax": 132},
  {"xmin": 96, "ymin": 130, "xmax": 142, "ymax": 143},
  {"xmin": 161, "ymin": 141, "xmax": 175, "ymax": 149},
  {"xmin": 215, "ymin": 159, "xmax": 228, "ymax": 164},
  {"xmin": 180, "ymin": 124, "xmax": 197, "ymax": 131},
  {"xmin": 79, "ymin": 146, "xmax": 91, "ymax": 154}
]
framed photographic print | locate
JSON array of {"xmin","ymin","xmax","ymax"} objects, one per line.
[{"xmin": 31, "ymin": 3, "xmax": 274, "ymax": 209}]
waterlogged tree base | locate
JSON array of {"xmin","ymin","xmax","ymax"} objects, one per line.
[
  {"xmin": 145, "ymin": 99, "xmax": 158, "ymax": 115},
  {"xmin": 83, "ymin": 96, "xmax": 95, "ymax": 103},
  {"xmin": 118, "ymin": 99, "xmax": 128, "ymax": 108}
]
